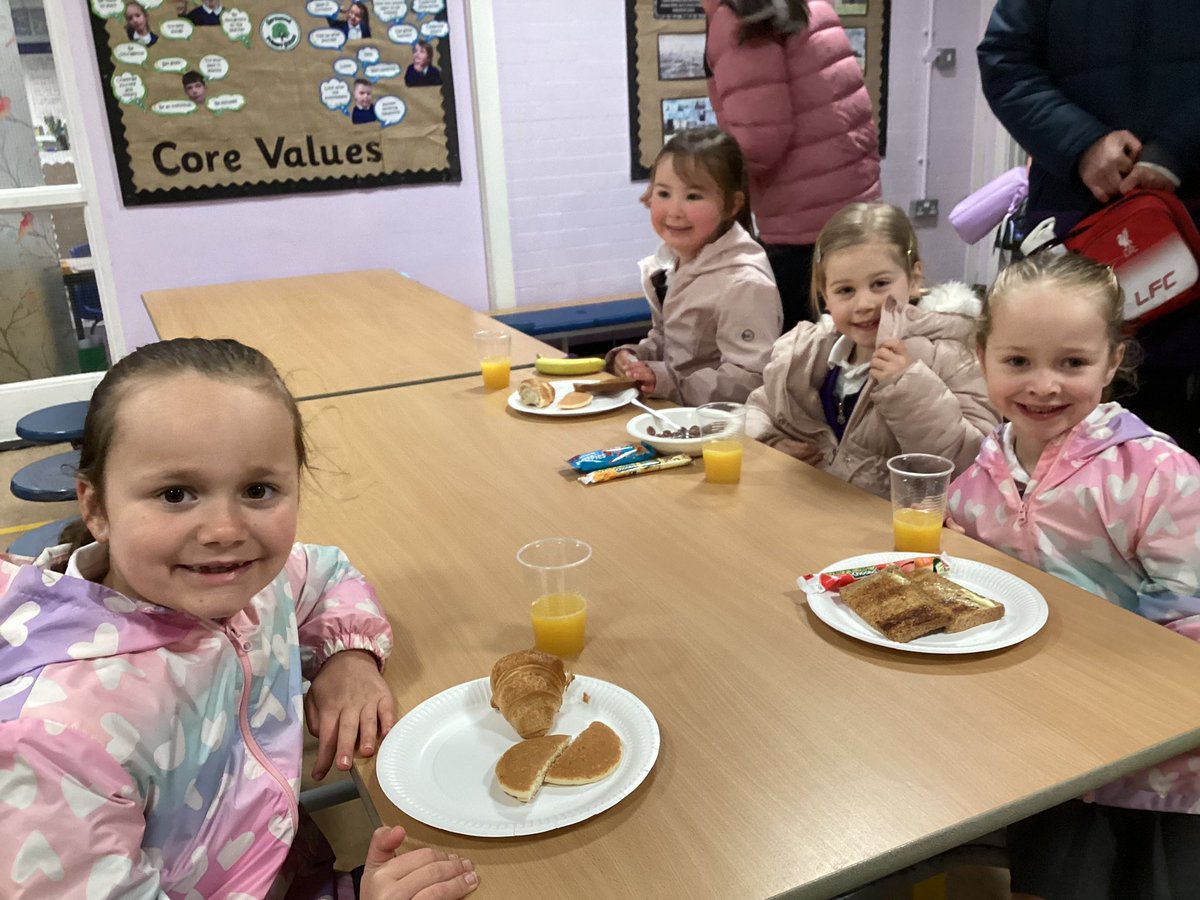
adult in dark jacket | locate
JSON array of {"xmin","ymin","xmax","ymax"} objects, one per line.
[{"xmin": 978, "ymin": 0, "xmax": 1200, "ymax": 458}]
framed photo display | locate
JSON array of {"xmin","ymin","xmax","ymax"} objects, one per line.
[
  {"xmin": 624, "ymin": 0, "xmax": 889, "ymax": 179},
  {"xmin": 87, "ymin": 0, "xmax": 461, "ymax": 206}
]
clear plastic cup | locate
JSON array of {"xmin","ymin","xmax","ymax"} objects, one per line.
[
  {"xmin": 887, "ymin": 453, "xmax": 954, "ymax": 553},
  {"xmin": 516, "ymin": 538, "xmax": 591, "ymax": 657},
  {"xmin": 697, "ymin": 402, "xmax": 747, "ymax": 484},
  {"xmin": 474, "ymin": 330, "xmax": 511, "ymax": 390}
]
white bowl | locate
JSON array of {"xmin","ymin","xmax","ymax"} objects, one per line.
[{"xmin": 626, "ymin": 407, "xmax": 705, "ymax": 456}]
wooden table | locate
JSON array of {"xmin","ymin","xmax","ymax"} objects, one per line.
[
  {"xmin": 142, "ymin": 270, "xmax": 551, "ymax": 399},
  {"xmin": 294, "ymin": 379, "xmax": 1200, "ymax": 899}
]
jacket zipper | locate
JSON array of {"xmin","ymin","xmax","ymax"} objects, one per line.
[
  {"xmin": 222, "ymin": 623, "xmax": 299, "ymax": 831},
  {"xmin": 837, "ymin": 395, "xmax": 849, "ymax": 426}
]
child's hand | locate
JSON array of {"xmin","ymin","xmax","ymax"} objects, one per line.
[
  {"xmin": 625, "ymin": 359, "xmax": 657, "ymax": 394},
  {"xmin": 611, "ymin": 350, "xmax": 637, "ymax": 376},
  {"xmin": 360, "ymin": 826, "xmax": 478, "ymax": 900},
  {"xmin": 775, "ymin": 438, "xmax": 823, "ymax": 465},
  {"xmin": 869, "ymin": 339, "xmax": 913, "ymax": 385},
  {"xmin": 945, "ymin": 517, "xmax": 966, "ymax": 535},
  {"xmin": 305, "ymin": 649, "xmax": 396, "ymax": 780}
]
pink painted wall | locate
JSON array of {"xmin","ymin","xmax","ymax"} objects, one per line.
[{"xmin": 61, "ymin": 0, "xmax": 490, "ymax": 351}]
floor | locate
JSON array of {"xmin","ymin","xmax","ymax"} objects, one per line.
[{"xmin": 1, "ymin": 442, "xmax": 1012, "ymax": 896}]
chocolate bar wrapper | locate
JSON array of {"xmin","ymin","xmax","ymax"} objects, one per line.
[
  {"xmin": 798, "ymin": 556, "xmax": 949, "ymax": 594},
  {"xmin": 567, "ymin": 443, "xmax": 655, "ymax": 473},
  {"xmin": 578, "ymin": 453, "xmax": 693, "ymax": 484}
]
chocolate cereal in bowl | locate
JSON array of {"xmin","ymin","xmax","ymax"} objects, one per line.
[{"xmin": 625, "ymin": 407, "xmax": 710, "ymax": 456}]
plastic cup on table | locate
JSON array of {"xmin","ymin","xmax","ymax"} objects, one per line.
[
  {"xmin": 474, "ymin": 330, "xmax": 511, "ymax": 390},
  {"xmin": 697, "ymin": 402, "xmax": 747, "ymax": 484},
  {"xmin": 517, "ymin": 538, "xmax": 590, "ymax": 657},
  {"xmin": 887, "ymin": 453, "xmax": 955, "ymax": 553}
]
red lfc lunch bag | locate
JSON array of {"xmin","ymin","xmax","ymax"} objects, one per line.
[{"xmin": 1063, "ymin": 189, "xmax": 1200, "ymax": 328}]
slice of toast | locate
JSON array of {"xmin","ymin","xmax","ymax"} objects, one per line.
[
  {"xmin": 838, "ymin": 567, "xmax": 953, "ymax": 643},
  {"xmin": 545, "ymin": 721, "xmax": 622, "ymax": 786},
  {"xmin": 495, "ymin": 734, "xmax": 571, "ymax": 803},
  {"xmin": 908, "ymin": 570, "xmax": 1005, "ymax": 633}
]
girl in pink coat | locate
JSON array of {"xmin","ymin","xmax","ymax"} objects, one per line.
[
  {"xmin": 609, "ymin": 127, "xmax": 783, "ymax": 405},
  {"xmin": 946, "ymin": 253, "xmax": 1200, "ymax": 900},
  {"xmin": 704, "ymin": 0, "xmax": 881, "ymax": 332},
  {"xmin": 0, "ymin": 339, "xmax": 479, "ymax": 899}
]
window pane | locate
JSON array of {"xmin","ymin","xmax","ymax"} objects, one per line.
[
  {"xmin": 1, "ymin": 0, "xmax": 77, "ymax": 187},
  {"xmin": 0, "ymin": 209, "xmax": 109, "ymax": 384}
]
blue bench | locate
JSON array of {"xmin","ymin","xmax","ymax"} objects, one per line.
[
  {"xmin": 16, "ymin": 401, "xmax": 89, "ymax": 444},
  {"xmin": 10, "ymin": 449, "xmax": 80, "ymax": 502},
  {"xmin": 7, "ymin": 516, "xmax": 80, "ymax": 558},
  {"xmin": 494, "ymin": 297, "xmax": 651, "ymax": 352}
]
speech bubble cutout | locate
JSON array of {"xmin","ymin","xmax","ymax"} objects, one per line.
[
  {"xmin": 309, "ymin": 27, "xmax": 346, "ymax": 50},
  {"xmin": 333, "ymin": 57, "xmax": 358, "ymax": 76},
  {"xmin": 387, "ymin": 23, "xmax": 417, "ymax": 44},
  {"xmin": 91, "ymin": 0, "xmax": 123, "ymax": 19},
  {"xmin": 356, "ymin": 45, "xmax": 380, "ymax": 64},
  {"xmin": 305, "ymin": 0, "xmax": 339, "ymax": 16},
  {"xmin": 161, "ymin": 18, "xmax": 195, "ymax": 39},
  {"xmin": 412, "ymin": 0, "xmax": 444, "ymax": 14},
  {"xmin": 154, "ymin": 56, "xmax": 189, "ymax": 73},
  {"xmin": 374, "ymin": 0, "xmax": 407, "ymax": 23},
  {"xmin": 199, "ymin": 54, "xmax": 229, "ymax": 79},
  {"xmin": 151, "ymin": 99, "xmax": 197, "ymax": 115},
  {"xmin": 113, "ymin": 43, "xmax": 149, "ymax": 66},
  {"xmin": 375, "ymin": 95, "xmax": 406, "ymax": 127},
  {"xmin": 363, "ymin": 62, "xmax": 400, "ymax": 82},
  {"xmin": 222, "ymin": 8, "xmax": 252, "ymax": 45},
  {"xmin": 142, "ymin": 0, "xmax": 164, "ymax": 8},
  {"xmin": 320, "ymin": 78, "xmax": 351, "ymax": 112},
  {"xmin": 111, "ymin": 72, "xmax": 146, "ymax": 107},
  {"xmin": 419, "ymin": 20, "xmax": 449, "ymax": 39},
  {"xmin": 208, "ymin": 93, "xmax": 246, "ymax": 114}
]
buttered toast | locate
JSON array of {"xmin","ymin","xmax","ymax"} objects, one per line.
[{"xmin": 838, "ymin": 565, "xmax": 1004, "ymax": 642}]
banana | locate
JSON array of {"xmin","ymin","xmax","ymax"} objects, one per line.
[{"xmin": 534, "ymin": 355, "xmax": 606, "ymax": 376}]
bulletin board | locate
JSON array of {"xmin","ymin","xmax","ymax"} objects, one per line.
[
  {"xmin": 624, "ymin": 0, "xmax": 889, "ymax": 180},
  {"xmin": 87, "ymin": 0, "xmax": 461, "ymax": 206}
]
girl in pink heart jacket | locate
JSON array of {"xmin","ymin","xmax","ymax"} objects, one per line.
[
  {"xmin": 946, "ymin": 253, "xmax": 1200, "ymax": 900},
  {"xmin": 0, "ymin": 339, "xmax": 479, "ymax": 899}
]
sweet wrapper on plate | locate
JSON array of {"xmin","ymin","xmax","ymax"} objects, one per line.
[
  {"xmin": 578, "ymin": 453, "xmax": 693, "ymax": 485},
  {"xmin": 799, "ymin": 556, "xmax": 950, "ymax": 594}
]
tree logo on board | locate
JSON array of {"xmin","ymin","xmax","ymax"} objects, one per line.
[{"xmin": 260, "ymin": 13, "xmax": 300, "ymax": 51}]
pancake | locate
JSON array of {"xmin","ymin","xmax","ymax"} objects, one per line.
[
  {"xmin": 557, "ymin": 391, "xmax": 594, "ymax": 410},
  {"xmin": 545, "ymin": 721, "xmax": 622, "ymax": 785},
  {"xmin": 495, "ymin": 734, "xmax": 571, "ymax": 802}
]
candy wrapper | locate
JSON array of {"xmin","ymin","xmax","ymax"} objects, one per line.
[
  {"xmin": 798, "ymin": 556, "xmax": 950, "ymax": 594},
  {"xmin": 578, "ymin": 453, "xmax": 693, "ymax": 485},
  {"xmin": 567, "ymin": 443, "xmax": 655, "ymax": 473}
]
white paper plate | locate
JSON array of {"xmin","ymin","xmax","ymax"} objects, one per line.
[
  {"xmin": 507, "ymin": 380, "xmax": 637, "ymax": 417},
  {"xmin": 375, "ymin": 675, "xmax": 660, "ymax": 837},
  {"xmin": 801, "ymin": 552, "xmax": 1048, "ymax": 654}
]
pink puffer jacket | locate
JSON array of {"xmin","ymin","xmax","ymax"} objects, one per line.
[{"xmin": 704, "ymin": 0, "xmax": 881, "ymax": 244}]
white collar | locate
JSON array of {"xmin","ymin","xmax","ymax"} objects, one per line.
[{"xmin": 65, "ymin": 541, "xmax": 110, "ymax": 582}]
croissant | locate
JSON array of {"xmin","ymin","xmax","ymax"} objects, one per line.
[{"xmin": 489, "ymin": 649, "xmax": 574, "ymax": 739}]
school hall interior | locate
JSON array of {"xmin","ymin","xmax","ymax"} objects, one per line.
[{"xmin": 2, "ymin": 1, "xmax": 1183, "ymax": 898}]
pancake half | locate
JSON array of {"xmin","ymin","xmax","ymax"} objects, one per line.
[
  {"xmin": 545, "ymin": 721, "xmax": 622, "ymax": 785},
  {"xmin": 557, "ymin": 391, "xmax": 594, "ymax": 410},
  {"xmin": 495, "ymin": 734, "xmax": 571, "ymax": 802}
]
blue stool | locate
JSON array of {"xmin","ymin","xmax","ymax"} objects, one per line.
[
  {"xmin": 16, "ymin": 401, "xmax": 89, "ymax": 444},
  {"xmin": 7, "ymin": 516, "xmax": 79, "ymax": 558},
  {"xmin": 10, "ymin": 450, "xmax": 80, "ymax": 502},
  {"xmin": 495, "ymin": 297, "xmax": 651, "ymax": 352}
]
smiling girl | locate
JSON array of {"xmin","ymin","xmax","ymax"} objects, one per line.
[
  {"xmin": 746, "ymin": 202, "xmax": 996, "ymax": 495},
  {"xmin": 946, "ymin": 252, "xmax": 1200, "ymax": 900},
  {"xmin": 0, "ymin": 339, "xmax": 478, "ymax": 899},
  {"xmin": 608, "ymin": 126, "xmax": 783, "ymax": 405}
]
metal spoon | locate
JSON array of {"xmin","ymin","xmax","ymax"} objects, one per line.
[{"xmin": 630, "ymin": 397, "xmax": 683, "ymax": 431}]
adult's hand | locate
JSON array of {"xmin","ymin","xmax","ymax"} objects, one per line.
[
  {"xmin": 1119, "ymin": 163, "xmax": 1179, "ymax": 195},
  {"xmin": 1077, "ymin": 130, "xmax": 1141, "ymax": 202}
]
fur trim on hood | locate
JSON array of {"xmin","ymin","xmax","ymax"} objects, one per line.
[{"xmin": 917, "ymin": 281, "xmax": 982, "ymax": 318}]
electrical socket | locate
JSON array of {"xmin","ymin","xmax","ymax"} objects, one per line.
[{"xmin": 910, "ymin": 198, "xmax": 939, "ymax": 219}]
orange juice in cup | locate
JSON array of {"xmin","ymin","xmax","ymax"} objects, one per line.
[
  {"xmin": 517, "ymin": 538, "xmax": 591, "ymax": 658},
  {"xmin": 480, "ymin": 356, "xmax": 511, "ymax": 390},
  {"xmin": 531, "ymin": 592, "xmax": 588, "ymax": 656},
  {"xmin": 887, "ymin": 454, "xmax": 954, "ymax": 554},
  {"xmin": 892, "ymin": 507, "xmax": 944, "ymax": 553},
  {"xmin": 473, "ymin": 330, "xmax": 511, "ymax": 391},
  {"xmin": 701, "ymin": 438, "xmax": 743, "ymax": 484},
  {"xmin": 698, "ymin": 402, "xmax": 748, "ymax": 484}
]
